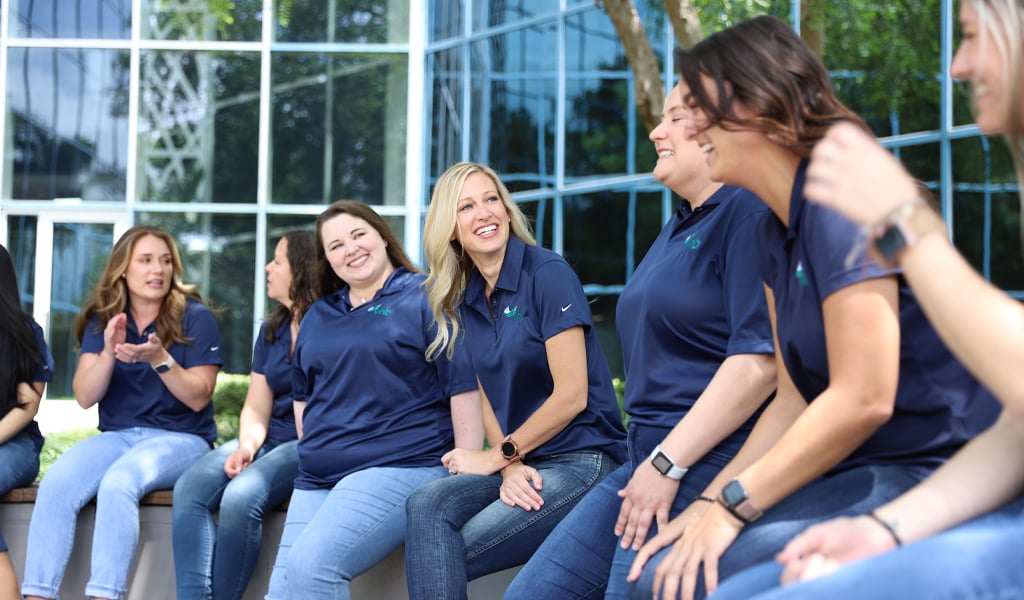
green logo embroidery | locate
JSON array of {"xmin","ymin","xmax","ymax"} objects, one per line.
[
  {"xmin": 684, "ymin": 234, "xmax": 702, "ymax": 249},
  {"xmin": 795, "ymin": 261, "xmax": 809, "ymax": 287},
  {"xmin": 503, "ymin": 305, "xmax": 523, "ymax": 321},
  {"xmin": 368, "ymin": 304, "xmax": 392, "ymax": 316}
]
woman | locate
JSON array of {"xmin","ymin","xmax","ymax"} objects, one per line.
[
  {"xmin": 173, "ymin": 230, "xmax": 317, "ymax": 600},
  {"xmin": 625, "ymin": 16, "xmax": 1000, "ymax": 600},
  {"xmin": 21, "ymin": 225, "xmax": 222, "ymax": 600},
  {"xmin": 264, "ymin": 201, "xmax": 482, "ymax": 599},
  {"xmin": 710, "ymin": 1, "xmax": 1024, "ymax": 598},
  {"xmin": 0, "ymin": 243, "xmax": 54, "ymax": 598},
  {"xmin": 405, "ymin": 162, "xmax": 628, "ymax": 599},
  {"xmin": 504, "ymin": 86, "xmax": 777, "ymax": 599}
]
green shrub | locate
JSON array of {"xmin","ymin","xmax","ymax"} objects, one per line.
[
  {"xmin": 213, "ymin": 372, "xmax": 250, "ymax": 446},
  {"xmin": 38, "ymin": 428, "xmax": 98, "ymax": 481}
]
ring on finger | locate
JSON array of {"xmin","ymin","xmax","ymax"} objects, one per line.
[{"xmin": 448, "ymin": 466, "xmax": 458, "ymax": 475}]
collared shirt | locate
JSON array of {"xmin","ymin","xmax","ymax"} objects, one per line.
[
  {"xmin": 81, "ymin": 300, "xmax": 222, "ymax": 443},
  {"xmin": 252, "ymin": 320, "xmax": 298, "ymax": 446},
  {"xmin": 618, "ymin": 185, "xmax": 774, "ymax": 458},
  {"xmin": 293, "ymin": 267, "xmax": 478, "ymax": 490},
  {"xmin": 461, "ymin": 236, "xmax": 627, "ymax": 463},
  {"xmin": 20, "ymin": 319, "xmax": 54, "ymax": 452},
  {"xmin": 758, "ymin": 160, "xmax": 999, "ymax": 472}
]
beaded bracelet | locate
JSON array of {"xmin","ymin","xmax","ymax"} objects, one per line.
[{"xmin": 693, "ymin": 495, "xmax": 716, "ymax": 504}]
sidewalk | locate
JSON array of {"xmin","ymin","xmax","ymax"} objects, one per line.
[{"xmin": 36, "ymin": 398, "xmax": 98, "ymax": 435}]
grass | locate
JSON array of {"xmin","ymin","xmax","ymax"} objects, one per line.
[{"xmin": 38, "ymin": 427, "xmax": 99, "ymax": 481}]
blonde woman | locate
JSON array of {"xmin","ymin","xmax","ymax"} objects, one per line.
[{"xmin": 405, "ymin": 162, "xmax": 627, "ymax": 599}]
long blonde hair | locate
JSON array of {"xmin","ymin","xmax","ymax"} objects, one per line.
[
  {"xmin": 73, "ymin": 225, "xmax": 206, "ymax": 348},
  {"xmin": 423, "ymin": 162, "xmax": 535, "ymax": 359}
]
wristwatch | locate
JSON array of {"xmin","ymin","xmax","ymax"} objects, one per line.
[
  {"xmin": 500, "ymin": 435, "xmax": 521, "ymax": 462},
  {"xmin": 872, "ymin": 197, "xmax": 944, "ymax": 265},
  {"xmin": 719, "ymin": 479, "xmax": 762, "ymax": 524},
  {"xmin": 152, "ymin": 354, "xmax": 175, "ymax": 374},
  {"xmin": 648, "ymin": 445, "xmax": 688, "ymax": 480}
]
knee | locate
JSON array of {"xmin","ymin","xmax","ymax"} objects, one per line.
[
  {"xmin": 405, "ymin": 480, "xmax": 446, "ymax": 520},
  {"xmin": 219, "ymin": 481, "xmax": 266, "ymax": 519}
]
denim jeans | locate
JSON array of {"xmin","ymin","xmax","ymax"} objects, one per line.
[
  {"xmin": 21, "ymin": 427, "xmax": 210, "ymax": 600},
  {"xmin": 404, "ymin": 450, "xmax": 620, "ymax": 600},
  {"xmin": 173, "ymin": 439, "xmax": 299, "ymax": 600},
  {"xmin": 504, "ymin": 426, "xmax": 731, "ymax": 600},
  {"xmin": 713, "ymin": 495, "xmax": 1024, "ymax": 600},
  {"xmin": 628, "ymin": 463, "xmax": 926, "ymax": 600},
  {"xmin": 0, "ymin": 430, "xmax": 41, "ymax": 495},
  {"xmin": 264, "ymin": 465, "xmax": 447, "ymax": 600}
]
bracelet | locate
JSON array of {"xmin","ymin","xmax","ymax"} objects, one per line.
[
  {"xmin": 865, "ymin": 511, "xmax": 902, "ymax": 547},
  {"xmin": 870, "ymin": 196, "xmax": 944, "ymax": 266},
  {"xmin": 693, "ymin": 495, "xmax": 716, "ymax": 504}
]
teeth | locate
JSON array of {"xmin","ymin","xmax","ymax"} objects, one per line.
[
  {"xmin": 476, "ymin": 225, "xmax": 497, "ymax": 235},
  {"xmin": 658, "ymin": 150, "xmax": 674, "ymax": 158},
  {"xmin": 700, "ymin": 143, "xmax": 714, "ymax": 154}
]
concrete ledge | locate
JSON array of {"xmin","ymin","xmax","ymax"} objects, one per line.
[{"xmin": 1, "ymin": 488, "xmax": 520, "ymax": 599}]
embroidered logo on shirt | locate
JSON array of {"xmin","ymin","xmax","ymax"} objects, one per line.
[
  {"xmin": 561, "ymin": 304, "xmax": 572, "ymax": 312},
  {"xmin": 503, "ymin": 305, "xmax": 524, "ymax": 321},
  {"xmin": 684, "ymin": 234, "xmax": 702, "ymax": 250},
  {"xmin": 795, "ymin": 261, "xmax": 809, "ymax": 287},
  {"xmin": 368, "ymin": 304, "xmax": 393, "ymax": 316}
]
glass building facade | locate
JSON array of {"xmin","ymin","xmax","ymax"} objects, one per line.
[{"xmin": 1, "ymin": 0, "xmax": 1019, "ymax": 399}]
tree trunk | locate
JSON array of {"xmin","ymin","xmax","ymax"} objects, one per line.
[
  {"xmin": 601, "ymin": 0, "xmax": 665, "ymax": 133},
  {"xmin": 661, "ymin": 0, "xmax": 704, "ymax": 49},
  {"xmin": 801, "ymin": 0, "xmax": 825, "ymax": 57}
]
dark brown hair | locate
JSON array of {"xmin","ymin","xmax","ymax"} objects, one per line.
[{"xmin": 265, "ymin": 229, "xmax": 318, "ymax": 343}]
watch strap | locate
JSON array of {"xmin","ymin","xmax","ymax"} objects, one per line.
[
  {"xmin": 153, "ymin": 354, "xmax": 175, "ymax": 373},
  {"xmin": 648, "ymin": 445, "xmax": 688, "ymax": 480}
]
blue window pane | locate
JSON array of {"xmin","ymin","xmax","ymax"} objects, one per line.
[
  {"xmin": 278, "ymin": 0, "xmax": 407, "ymax": 44},
  {"xmin": 9, "ymin": 0, "xmax": 131, "ymax": 39},
  {"xmin": 141, "ymin": 0, "xmax": 264, "ymax": 42}
]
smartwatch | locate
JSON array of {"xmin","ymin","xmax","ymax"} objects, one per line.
[
  {"xmin": 152, "ymin": 354, "xmax": 175, "ymax": 374},
  {"xmin": 500, "ymin": 435, "xmax": 521, "ymax": 462},
  {"xmin": 719, "ymin": 479, "xmax": 763, "ymax": 524},
  {"xmin": 648, "ymin": 445, "xmax": 688, "ymax": 480}
]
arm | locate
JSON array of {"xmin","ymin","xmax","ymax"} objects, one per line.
[
  {"xmin": 224, "ymin": 372, "xmax": 273, "ymax": 478},
  {"xmin": 806, "ymin": 123, "xmax": 1024, "ymax": 412},
  {"xmin": 140, "ymin": 334, "xmax": 219, "ymax": 412},
  {"xmin": 777, "ymin": 408, "xmax": 1024, "ymax": 584},
  {"xmin": 73, "ymin": 314, "xmax": 126, "ymax": 408},
  {"xmin": 616, "ymin": 353, "xmax": 776, "ymax": 549},
  {"xmin": 293, "ymin": 400, "xmax": 306, "ymax": 439},
  {"xmin": 450, "ymin": 389, "xmax": 485, "ymax": 450},
  {"xmin": 0, "ymin": 382, "xmax": 44, "ymax": 445}
]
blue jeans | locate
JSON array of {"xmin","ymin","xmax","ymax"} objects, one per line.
[
  {"xmin": 628, "ymin": 464, "xmax": 926, "ymax": 600},
  {"xmin": 405, "ymin": 450, "xmax": 620, "ymax": 600},
  {"xmin": 505, "ymin": 426, "xmax": 731, "ymax": 600},
  {"xmin": 0, "ymin": 430, "xmax": 41, "ymax": 495},
  {"xmin": 173, "ymin": 439, "xmax": 299, "ymax": 600},
  {"xmin": 265, "ymin": 465, "xmax": 447, "ymax": 600},
  {"xmin": 20, "ymin": 427, "xmax": 210, "ymax": 600},
  {"xmin": 713, "ymin": 495, "xmax": 1024, "ymax": 600}
]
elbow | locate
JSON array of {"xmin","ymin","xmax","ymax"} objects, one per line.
[{"xmin": 858, "ymin": 391, "xmax": 896, "ymax": 430}]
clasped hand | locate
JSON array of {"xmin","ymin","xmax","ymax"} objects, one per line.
[{"xmin": 441, "ymin": 448, "xmax": 544, "ymax": 512}]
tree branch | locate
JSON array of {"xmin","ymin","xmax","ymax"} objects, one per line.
[{"xmin": 601, "ymin": 0, "xmax": 666, "ymax": 133}]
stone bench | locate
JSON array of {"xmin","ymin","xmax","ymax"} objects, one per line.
[{"xmin": 0, "ymin": 485, "xmax": 520, "ymax": 599}]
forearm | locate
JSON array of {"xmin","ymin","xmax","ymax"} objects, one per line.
[
  {"xmin": 900, "ymin": 232, "xmax": 1024, "ymax": 412},
  {"xmin": 158, "ymin": 363, "xmax": 219, "ymax": 412},
  {"xmin": 236, "ymin": 402, "xmax": 271, "ymax": 455},
  {"xmin": 0, "ymin": 383, "xmax": 42, "ymax": 444},
  {"xmin": 72, "ymin": 351, "xmax": 116, "ymax": 408},
  {"xmin": 660, "ymin": 353, "xmax": 776, "ymax": 469},
  {"xmin": 875, "ymin": 409, "xmax": 1024, "ymax": 543},
  {"xmin": 293, "ymin": 401, "xmax": 305, "ymax": 438},
  {"xmin": 450, "ymin": 390, "xmax": 485, "ymax": 449}
]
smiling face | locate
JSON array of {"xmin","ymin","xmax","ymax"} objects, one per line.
[
  {"xmin": 650, "ymin": 84, "xmax": 709, "ymax": 194},
  {"xmin": 951, "ymin": 1, "xmax": 1015, "ymax": 135},
  {"xmin": 265, "ymin": 237, "xmax": 294, "ymax": 306},
  {"xmin": 679, "ymin": 76, "xmax": 764, "ymax": 185},
  {"xmin": 454, "ymin": 171, "xmax": 511, "ymax": 262},
  {"xmin": 123, "ymin": 234, "xmax": 172, "ymax": 303},
  {"xmin": 320, "ymin": 213, "xmax": 393, "ymax": 292}
]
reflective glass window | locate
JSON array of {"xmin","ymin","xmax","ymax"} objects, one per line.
[
  {"xmin": 271, "ymin": 53, "xmax": 408, "ymax": 206},
  {"xmin": 5, "ymin": 48, "xmax": 129, "ymax": 201},
  {"xmin": 136, "ymin": 51, "xmax": 261, "ymax": 203},
  {"xmin": 141, "ymin": 0, "xmax": 264, "ymax": 42},
  {"xmin": 429, "ymin": 47, "xmax": 464, "ymax": 179},
  {"xmin": 278, "ymin": 0, "xmax": 408, "ymax": 44},
  {"xmin": 9, "ymin": 0, "xmax": 131, "ymax": 39}
]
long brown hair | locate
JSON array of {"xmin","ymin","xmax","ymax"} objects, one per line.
[
  {"xmin": 675, "ymin": 15, "xmax": 870, "ymax": 158},
  {"xmin": 265, "ymin": 229, "xmax": 318, "ymax": 343},
  {"xmin": 73, "ymin": 225, "xmax": 206, "ymax": 347},
  {"xmin": 314, "ymin": 200, "xmax": 420, "ymax": 297}
]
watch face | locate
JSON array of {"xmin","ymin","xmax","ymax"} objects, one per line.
[
  {"xmin": 721, "ymin": 480, "xmax": 747, "ymax": 507},
  {"xmin": 651, "ymin": 452, "xmax": 673, "ymax": 475},
  {"xmin": 501, "ymin": 440, "xmax": 517, "ymax": 459}
]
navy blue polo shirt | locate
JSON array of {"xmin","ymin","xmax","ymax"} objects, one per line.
[
  {"xmin": 292, "ymin": 267, "xmax": 478, "ymax": 490},
  {"xmin": 21, "ymin": 319, "xmax": 54, "ymax": 453},
  {"xmin": 461, "ymin": 236, "xmax": 627, "ymax": 463},
  {"xmin": 757, "ymin": 160, "xmax": 999, "ymax": 472},
  {"xmin": 251, "ymin": 320, "xmax": 298, "ymax": 446},
  {"xmin": 617, "ymin": 185, "xmax": 775, "ymax": 457},
  {"xmin": 80, "ymin": 300, "xmax": 222, "ymax": 444}
]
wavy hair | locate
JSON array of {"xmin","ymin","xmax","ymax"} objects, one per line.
[
  {"xmin": 423, "ymin": 162, "xmax": 536, "ymax": 359},
  {"xmin": 0, "ymin": 244, "xmax": 44, "ymax": 414},
  {"xmin": 73, "ymin": 225, "xmax": 206, "ymax": 348},
  {"xmin": 264, "ymin": 230, "xmax": 318, "ymax": 344},
  {"xmin": 675, "ymin": 15, "xmax": 869, "ymax": 158},
  {"xmin": 314, "ymin": 200, "xmax": 420, "ymax": 297},
  {"xmin": 972, "ymin": 0, "xmax": 1024, "ymax": 192}
]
